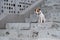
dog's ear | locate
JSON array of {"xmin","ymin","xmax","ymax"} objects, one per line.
[
  {"xmin": 35, "ymin": 8, "xmax": 37, "ymax": 12},
  {"xmin": 35, "ymin": 8, "xmax": 38, "ymax": 11},
  {"xmin": 39, "ymin": 9, "xmax": 41, "ymax": 11}
]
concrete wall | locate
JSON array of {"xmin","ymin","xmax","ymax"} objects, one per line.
[
  {"xmin": 0, "ymin": 0, "xmax": 45, "ymax": 29},
  {"xmin": 0, "ymin": 14, "xmax": 25, "ymax": 29}
]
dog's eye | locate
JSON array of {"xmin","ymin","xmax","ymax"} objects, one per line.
[{"xmin": 37, "ymin": 10, "xmax": 39, "ymax": 12}]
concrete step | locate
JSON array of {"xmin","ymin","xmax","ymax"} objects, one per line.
[
  {"xmin": 0, "ymin": 37, "xmax": 9, "ymax": 40},
  {"xmin": 6, "ymin": 23, "xmax": 30, "ymax": 30},
  {"xmin": 6, "ymin": 22, "xmax": 52, "ymax": 31},
  {"xmin": 31, "ymin": 22, "xmax": 52, "ymax": 31},
  {"xmin": 0, "ymin": 25, "xmax": 60, "ymax": 40},
  {"xmin": 1, "ymin": 22, "xmax": 60, "ymax": 39}
]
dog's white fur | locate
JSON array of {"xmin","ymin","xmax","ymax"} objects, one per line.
[
  {"xmin": 38, "ymin": 11, "xmax": 46, "ymax": 23},
  {"xmin": 35, "ymin": 8, "xmax": 46, "ymax": 23}
]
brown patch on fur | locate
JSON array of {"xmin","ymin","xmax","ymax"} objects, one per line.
[
  {"xmin": 35, "ymin": 8, "xmax": 41, "ymax": 15},
  {"xmin": 35, "ymin": 8, "xmax": 41, "ymax": 12}
]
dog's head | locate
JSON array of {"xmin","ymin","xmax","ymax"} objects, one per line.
[{"xmin": 35, "ymin": 8, "xmax": 41, "ymax": 15}]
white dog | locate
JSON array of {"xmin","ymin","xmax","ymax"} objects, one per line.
[{"xmin": 35, "ymin": 8, "xmax": 46, "ymax": 23}]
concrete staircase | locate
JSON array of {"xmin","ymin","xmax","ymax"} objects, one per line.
[
  {"xmin": 0, "ymin": 0, "xmax": 45, "ymax": 28},
  {"xmin": 0, "ymin": 22, "xmax": 60, "ymax": 40},
  {"xmin": 0, "ymin": 0, "xmax": 60, "ymax": 40}
]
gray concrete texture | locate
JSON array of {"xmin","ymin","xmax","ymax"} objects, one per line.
[
  {"xmin": 0, "ymin": 0, "xmax": 45, "ymax": 29},
  {"xmin": 0, "ymin": 0, "xmax": 60, "ymax": 29}
]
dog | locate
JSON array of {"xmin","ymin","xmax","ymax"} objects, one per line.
[{"xmin": 35, "ymin": 8, "xmax": 46, "ymax": 23}]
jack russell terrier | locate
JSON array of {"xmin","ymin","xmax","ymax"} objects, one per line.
[{"xmin": 35, "ymin": 8, "xmax": 46, "ymax": 23}]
